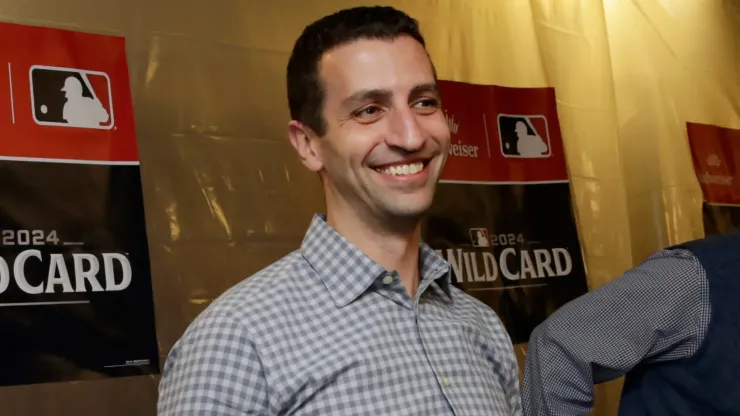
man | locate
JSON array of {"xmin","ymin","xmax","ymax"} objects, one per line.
[
  {"xmin": 157, "ymin": 6, "xmax": 522, "ymax": 415},
  {"xmin": 522, "ymin": 229, "xmax": 740, "ymax": 415}
]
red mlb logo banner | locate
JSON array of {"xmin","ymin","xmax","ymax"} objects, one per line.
[
  {"xmin": 436, "ymin": 82, "xmax": 569, "ymax": 184},
  {"xmin": 424, "ymin": 80, "xmax": 588, "ymax": 344},
  {"xmin": 0, "ymin": 22, "xmax": 137, "ymax": 163},
  {"xmin": 0, "ymin": 22, "xmax": 158, "ymax": 387},
  {"xmin": 686, "ymin": 122, "xmax": 740, "ymax": 206}
]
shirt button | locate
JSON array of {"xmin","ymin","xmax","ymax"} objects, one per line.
[
  {"xmin": 382, "ymin": 274, "xmax": 394, "ymax": 285},
  {"xmin": 442, "ymin": 376, "xmax": 451, "ymax": 387}
]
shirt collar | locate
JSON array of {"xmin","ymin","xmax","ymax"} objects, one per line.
[{"xmin": 300, "ymin": 214, "xmax": 452, "ymax": 307}]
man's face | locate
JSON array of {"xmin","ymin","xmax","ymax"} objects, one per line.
[{"xmin": 293, "ymin": 35, "xmax": 450, "ymax": 225}]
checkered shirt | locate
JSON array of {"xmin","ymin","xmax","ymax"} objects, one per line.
[
  {"xmin": 157, "ymin": 213, "xmax": 522, "ymax": 415},
  {"xmin": 522, "ymin": 248, "xmax": 711, "ymax": 415}
]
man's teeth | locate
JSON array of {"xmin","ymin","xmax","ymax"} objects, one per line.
[{"xmin": 377, "ymin": 162, "xmax": 424, "ymax": 176}]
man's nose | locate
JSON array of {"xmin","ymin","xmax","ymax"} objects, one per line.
[{"xmin": 385, "ymin": 107, "xmax": 425, "ymax": 152}]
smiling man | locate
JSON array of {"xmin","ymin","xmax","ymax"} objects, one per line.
[{"xmin": 157, "ymin": 6, "xmax": 522, "ymax": 415}]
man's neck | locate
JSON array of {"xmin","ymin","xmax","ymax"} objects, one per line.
[{"xmin": 325, "ymin": 204, "xmax": 422, "ymax": 298}]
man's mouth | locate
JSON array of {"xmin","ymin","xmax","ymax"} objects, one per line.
[{"xmin": 373, "ymin": 160, "xmax": 430, "ymax": 176}]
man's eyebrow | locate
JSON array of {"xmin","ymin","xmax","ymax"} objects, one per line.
[
  {"xmin": 341, "ymin": 88, "xmax": 393, "ymax": 110},
  {"xmin": 409, "ymin": 82, "xmax": 439, "ymax": 97},
  {"xmin": 340, "ymin": 83, "xmax": 440, "ymax": 110}
]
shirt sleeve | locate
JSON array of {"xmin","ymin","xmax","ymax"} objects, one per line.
[
  {"xmin": 157, "ymin": 312, "xmax": 271, "ymax": 415},
  {"xmin": 479, "ymin": 303, "xmax": 524, "ymax": 416},
  {"xmin": 521, "ymin": 248, "xmax": 711, "ymax": 416},
  {"xmin": 505, "ymin": 342, "xmax": 524, "ymax": 416}
]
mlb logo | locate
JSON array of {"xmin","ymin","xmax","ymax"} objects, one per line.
[
  {"xmin": 497, "ymin": 114, "xmax": 551, "ymax": 158},
  {"xmin": 469, "ymin": 228, "xmax": 490, "ymax": 248},
  {"xmin": 29, "ymin": 65, "xmax": 114, "ymax": 130}
]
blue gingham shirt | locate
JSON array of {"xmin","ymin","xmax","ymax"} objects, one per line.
[
  {"xmin": 522, "ymin": 248, "xmax": 711, "ymax": 415},
  {"xmin": 158, "ymin": 213, "xmax": 522, "ymax": 415}
]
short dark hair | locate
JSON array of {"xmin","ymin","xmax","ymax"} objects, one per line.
[{"xmin": 286, "ymin": 6, "xmax": 430, "ymax": 136}]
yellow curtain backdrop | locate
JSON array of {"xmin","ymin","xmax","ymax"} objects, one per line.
[
  {"xmin": 605, "ymin": 0, "xmax": 740, "ymax": 261},
  {"xmin": 0, "ymin": 0, "xmax": 737, "ymax": 415}
]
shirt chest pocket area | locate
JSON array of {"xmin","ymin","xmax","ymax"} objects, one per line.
[
  {"xmin": 421, "ymin": 317, "xmax": 510, "ymax": 404},
  {"xmin": 273, "ymin": 353, "xmax": 363, "ymax": 407}
]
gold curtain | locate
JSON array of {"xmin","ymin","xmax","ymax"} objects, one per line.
[{"xmin": 0, "ymin": 0, "xmax": 737, "ymax": 415}]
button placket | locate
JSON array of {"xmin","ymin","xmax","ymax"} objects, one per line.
[{"xmin": 417, "ymin": 308, "xmax": 458, "ymax": 414}]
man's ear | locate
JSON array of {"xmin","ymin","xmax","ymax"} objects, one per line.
[{"xmin": 288, "ymin": 120, "xmax": 323, "ymax": 172}]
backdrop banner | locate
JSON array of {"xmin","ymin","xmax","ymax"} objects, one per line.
[
  {"xmin": 422, "ymin": 80, "xmax": 589, "ymax": 344},
  {"xmin": 686, "ymin": 122, "xmax": 740, "ymax": 236},
  {"xmin": 0, "ymin": 22, "xmax": 159, "ymax": 386}
]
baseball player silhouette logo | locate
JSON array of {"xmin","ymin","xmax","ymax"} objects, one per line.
[
  {"xmin": 469, "ymin": 228, "xmax": 490, "ymax": 247},
  {"xmin": 497, "ymin": 114, "xmax": 551, "ymax": 158},
  {"xmin": 30, "ymin": 65, "xmax": 114, "ymax": 130}
]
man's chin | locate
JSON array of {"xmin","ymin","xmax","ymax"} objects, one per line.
[{"xmin": 381, "ymin": 195, "xmax": 435, "ymax": 220}]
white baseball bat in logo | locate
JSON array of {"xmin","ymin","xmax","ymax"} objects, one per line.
[{"xmin": 79, "ymin": 72, "xmax": 96, "ymax": 101}]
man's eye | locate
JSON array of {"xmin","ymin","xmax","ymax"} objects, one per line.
[
  {"xmin": 357, "ymin": 106, "xmax": 381, "ymax": 117},
  {"xmin": 414, "ymin": 98, "xmax": 440, "ymax": 115},
  {"xmin": 353, "ymin": 106, "xmax": 384, "ymax": 122},
  {"xmin": 415, "ymin": 98, "xmax": 440, "ymax": 108}
]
